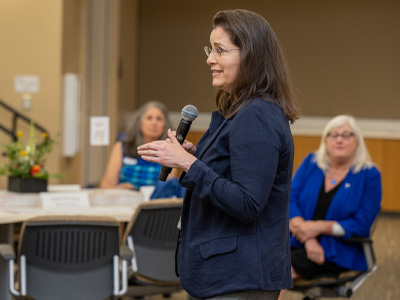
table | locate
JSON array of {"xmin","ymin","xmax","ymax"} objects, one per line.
[
  {"xmin": 0, "ymin": 188, "xmax": 144, "ymax": 224},
  {"xmin": 0, "ymin": 187, "xmax": 145, "ymax": 299}
]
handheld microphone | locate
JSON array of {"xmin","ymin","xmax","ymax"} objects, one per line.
[{"xmin": 158, "ymin": 105, "xmax": 198, "ymax": 181}]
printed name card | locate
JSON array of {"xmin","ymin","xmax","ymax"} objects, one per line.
[{"xmin": 40, "ymin": 192, "xmax": 90, "ymax": 209}]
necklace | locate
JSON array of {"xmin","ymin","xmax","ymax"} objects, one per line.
[{"xmin": 327, "ymin": 165, "xmax": 349, "ymax": 186}]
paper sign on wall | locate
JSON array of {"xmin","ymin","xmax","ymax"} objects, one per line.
[
  {"xmin": 14, "ymin": 75, "xmax": 40, "ymax": 93},
  {"xmin": 40, "ymin": 192, "xmax": 90, "ymax": 209},
  {"xmin": 90, "ymin": 116, "xmax": 110, "ymax": 146}
]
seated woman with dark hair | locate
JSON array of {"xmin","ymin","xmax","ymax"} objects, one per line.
[{"xmin": 279, "ymin": 115, "xmax": 381, "ymax": 300}]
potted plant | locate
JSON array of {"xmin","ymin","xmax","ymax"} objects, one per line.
[{"xmin": 0, "ymin": 122, "xmax": 56, "ymax": 193}]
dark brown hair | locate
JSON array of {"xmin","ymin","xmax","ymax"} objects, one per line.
[{"xmin": 213, "ymin": 9, "xmax": 298, "ymax": 123}]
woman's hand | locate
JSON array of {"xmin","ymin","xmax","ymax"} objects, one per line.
[
  {"xmin": 137, "ymin": 129, "xmax": 197, "ymax": 172},
  {"xmin": 170, "ymin": 130, "xmax": 197, "ymax": 155},
  {"xmin": 305, "ymin": 238, "xmax": 325, "ymax": 265},
  {"xmin": 292, "ymin": 220, "xmax": 323, "ymax": 243},
  {"xmin": 289, "ymin": 216, "xmax": 305, "ymax": 234}
]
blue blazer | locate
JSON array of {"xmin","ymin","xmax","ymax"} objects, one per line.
[
  {"xmin": 289, "ymin": 153, "xmax": 382, "ymax": 271},
  {"xmin": 177, "ymin": 98, "xmax": 294, "ymax": 298}
]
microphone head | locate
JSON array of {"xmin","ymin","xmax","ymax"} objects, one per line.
[{"xmin": 181, "ymin": 105, "xmax": 198, "ymax": 122}]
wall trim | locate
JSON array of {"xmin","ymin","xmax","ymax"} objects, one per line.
[{"xmin": 169, "ymin": 112, "xmax": 400, "ymax": 140}]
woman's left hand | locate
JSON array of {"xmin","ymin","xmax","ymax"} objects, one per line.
[{"xmin": 137, "ymin": 129, "xmax": 197, "ymax": 172}]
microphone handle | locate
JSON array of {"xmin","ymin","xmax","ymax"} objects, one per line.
[{"xmin": 158, "ymin": 119, "xmax": 192, "ymax": 181}]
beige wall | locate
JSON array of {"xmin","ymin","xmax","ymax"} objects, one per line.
[
  {"xmin": 0, "ymin": 0, "xmax": 119, "ymax": 188},
  {"xmin": 134, "ymin": 0, "xmax": 400, "ymax": 118},
  {"xmin": 0, "ymin": 0, "xmax": 63, "ymax": 188},
  {"xmin": 118, "ymin": 0, "xmax": 140, "ymax": 132}
]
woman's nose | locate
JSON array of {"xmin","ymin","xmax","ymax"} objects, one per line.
[
  {"xmin": 336, "ymin": 135, "xmax": 344, "ymax": 141},
  {"xmin": 207, "ymin": 53, "xmax": 217, "ymax": 65}
]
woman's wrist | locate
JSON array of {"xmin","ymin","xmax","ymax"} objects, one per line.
[
  {"xmin": 315, "ymin": 220, "xmax": 337, "ymax": 236},
  {"xmin": 182, "ymin": 156, "xmax": 197, "ymax": 173},
  {"xmin": 304, "ymin": 238, "xmax": 318, "ymax": 246}
]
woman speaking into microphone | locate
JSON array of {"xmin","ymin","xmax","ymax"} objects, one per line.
[{"xmin": 138, "ymin": 9, "xmax": 298, "ymax": 300}]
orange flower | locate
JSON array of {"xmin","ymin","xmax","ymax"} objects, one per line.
[
  {"xmin": 30, "ymin": 164, "xmax": 41, "ymax": 176},
  {"xmin": 17, "ymin": 131, "xmax": 23, "ymax": 138},
  {"xmin": 42, "ymin": 132, "xmax": 48, "ymax": 138},
  {"xmin": 20, "ymin": 150, "xmax": 27, "ymax": 157}
]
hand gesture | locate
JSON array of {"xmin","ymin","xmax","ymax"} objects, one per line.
[
  {"xmin": 137, "ymin": 129, "xmax": 197, "ymax": 172},
  {"xmin": 170, "ymin": 130, "xmax": 196, "ymax": 155}
]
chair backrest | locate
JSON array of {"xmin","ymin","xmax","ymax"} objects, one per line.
[
  {"xmin": 18, "ymin": 215, "xmax": 120, "ymax": 300},
  {"xmin": 122, "ymin": 198, "xmax": 183, "ymax": 284}
]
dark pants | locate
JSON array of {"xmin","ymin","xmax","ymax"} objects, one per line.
[{"xmin": 291, "ymin": 247, "xmax": 349, "ymax": 280}]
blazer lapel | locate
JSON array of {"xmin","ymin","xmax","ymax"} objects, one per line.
[{"xmin": 197, "ymin": 119, "xmax": 228, "ymax": 160}]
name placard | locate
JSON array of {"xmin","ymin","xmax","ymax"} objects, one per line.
[{"xmin": 40, "ymin": 192, "xmax": 90, "ymax": 209}]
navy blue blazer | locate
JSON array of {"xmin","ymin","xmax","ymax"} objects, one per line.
[{"xmin": 177, "ymin": 97, "xmax": 294, "ymax": 298}]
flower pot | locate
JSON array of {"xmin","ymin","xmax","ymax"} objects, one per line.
[{"xmin": 8, "ymin": 176, "xmax": 48, "ymax": 193}]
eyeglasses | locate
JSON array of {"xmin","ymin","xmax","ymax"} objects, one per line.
[
  {"xmin": 327, "ymin": 132, "xmax": 355, "ymax": 140},
  {"xmin": 204, "ymin": 46, "xmax": 240, "ymax": 57}
]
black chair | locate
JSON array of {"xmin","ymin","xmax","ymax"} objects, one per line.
[
  {"xmin": 290, "ymin": 236, "xmax": 377, "ymax": 300},
  {"xmin": 122, "ymin": 198, "xmax": 183, "ymax": 298},
  {"xmin": 0, "ymin": 215, "xmax": 132, "ymax": 300}
]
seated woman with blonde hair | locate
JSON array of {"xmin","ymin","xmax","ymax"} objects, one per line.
[
  {"xmin": 100, "ymin": 101, "xmax": 171, "ymax": 190},
  {"xmin": 279, "ymin": 115, "xmax": 381, "ymax": 299}
]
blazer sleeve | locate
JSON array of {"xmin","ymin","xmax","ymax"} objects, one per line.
[
  {"xmin": 289, "ymin": 154, "xmax": 314, "ymax": 219},
  {"xmin": 180, "ymin": 102, "xmax": 284, "ymax": 223},
  {"xmin": 337, "ymin": 167, "xmax": 382, "ymax": 239}
]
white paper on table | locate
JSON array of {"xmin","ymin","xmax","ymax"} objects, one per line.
[
  {"xmin": 40, "ymin": 192, "xmax": 90, "ymax": 209},
  {"xmin": 47, "ymin": 184, "xmax": 81, "ymax": 192},
  {"xmin": 140, "ymin": 185, "xmax": 156, "ymax": 202}
]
